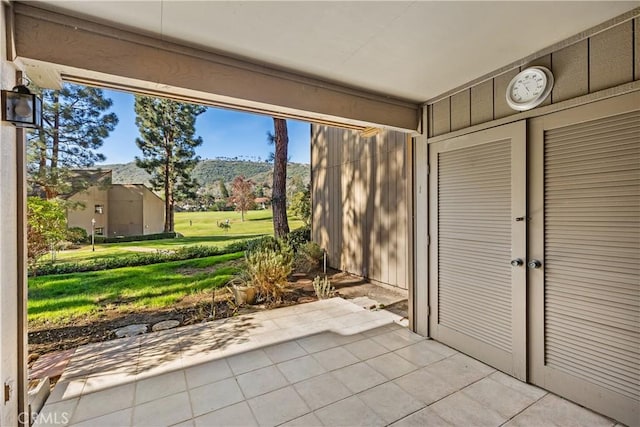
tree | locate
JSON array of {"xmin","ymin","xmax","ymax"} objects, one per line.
[
  {"xmin": 231, "ymin": 175, "xmax": 255, "ymax": 222},
  {"xmin": 290, "ymin": 184, "xmax": 311, "ymax": 226},
  {"xmin": 219, "ymin": 180, "xmax": 230, "ymax": 199},
  {"xmin": 134, "ymin": 96, "xmax": 206, "ymax": 232},
  {"xmin": 27, "ymin": 83, "xmax": 118, "ymax": 198},
  {"xmin": 27, "ymin": 197, "xmax": 66, "ymax": 272},
  {"xmin": 268, "ymin": 118, "xmax": 290, "ymax": 238}
]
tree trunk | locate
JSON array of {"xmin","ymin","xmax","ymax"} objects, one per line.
[
  {"xmin": 272, "ymin": 118, "xmax": 290, "ymax": 239},
  {"xmin": 164, "ymin": 158, "xmax": 172, "ymax": 232},
  {"xmin": 47, "ymin": 92, "xmax": 61, "ymax": 199}
]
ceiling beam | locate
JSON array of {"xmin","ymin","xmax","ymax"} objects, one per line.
[{"xmin": 10, "ymin": 3, "xmax": 421, "ymax": 133}]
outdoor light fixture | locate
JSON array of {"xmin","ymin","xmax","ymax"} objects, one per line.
[{"xmin": 1, "ymin": 85, "xmax": 43, "ymax": 129}]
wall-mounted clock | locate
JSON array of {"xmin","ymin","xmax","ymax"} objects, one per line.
[{"xmin": 505, "ymin": 66, "xmax": 554, "ymax": 111}]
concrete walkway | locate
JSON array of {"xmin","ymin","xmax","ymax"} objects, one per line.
[{"xmin": 35, "ymin": 298, "xmax": 618, "ymax": 427}]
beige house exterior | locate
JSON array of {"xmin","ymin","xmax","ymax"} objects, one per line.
[
  {"xmin": 0, "ymin": 2, "xmax": 638, "ymax": 426},
  {"xmin": 67, "ymin": 182, "xmax": 165, "ymax": 238}
]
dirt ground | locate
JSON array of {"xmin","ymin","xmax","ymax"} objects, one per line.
[{"xmin": 28, "ymin": 268, "xmax": 408, "ymax": 365}]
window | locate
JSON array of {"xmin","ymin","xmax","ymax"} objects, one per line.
[
  {"xmin": 95, "ymin": 204, "xmax": 104, "ymax": 214},
  {"xmin": 94, "ymin": 227, "xmax": 104, "ymax": 236}
]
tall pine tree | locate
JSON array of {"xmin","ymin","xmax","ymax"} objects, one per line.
[
  {"xmin": 134, "ymin": 96, "xmax": 206, "ymax": 232},
  {"xmin": 27, "ymin": 83, "xmax": 118, "ymax": 198},
  {"xmin": 268, "ymin": 118, "xmax": 290, "ymax": 238}
]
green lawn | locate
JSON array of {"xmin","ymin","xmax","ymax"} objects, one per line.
[
  {"xmin": 51, "ymin": 210, "xmax": 303, "ymax": 263},
  {"xmin": 28, "ymin": 252, "xmax": 244, "ymax": 326}
]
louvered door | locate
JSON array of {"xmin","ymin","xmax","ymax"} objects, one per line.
[
  {"xmin": 429, "ymin": 121, "xmax": 527, "ymax": 380},
  {"xmin": 529, "ymin": 92, "xmax": 640, "ymax": 427}
]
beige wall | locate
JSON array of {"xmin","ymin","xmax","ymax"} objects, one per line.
[
  {"xmin": 311, "ymin": 126, "xmax": 410, "ymax": 291},
  {"xmin": 428, "ymin": 18, "xmax": 640, "ymax": 137},
  {"xmin": 0, "ymin": 3, "xmax": 26, "ymax": 424},
  {"xmin": 141, "ymin": 186, "xmax": 164, "ymax": 235},
  {"xmin": 67, "ymin": 186, "xmax": 109, "ymax": 236},
  {"xmin": 108, "ymin": 185, "xmax": 164, "ymax": 236}
]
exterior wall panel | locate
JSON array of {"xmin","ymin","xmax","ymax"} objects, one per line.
[
  {"xmin": 590, "ymin": 21, "xmax": 634, "ymax": 92},
  {"xmin": 311, "ymin": 125, "xmax": 410, "ymax": 290},
  {"xmin": 429, "ymin": 19, "xmax": 639, "ymax": 137}
]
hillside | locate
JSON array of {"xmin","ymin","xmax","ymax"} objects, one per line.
[{"xmin": 102, "ymin": 159, "xmax": 310, "ymax": 190}]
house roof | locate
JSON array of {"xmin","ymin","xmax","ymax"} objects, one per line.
[{"xmin": 59, "ymin": 169, "xmax": 112, "ymax": 198}]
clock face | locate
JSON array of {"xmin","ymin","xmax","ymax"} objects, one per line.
[{"xmin": 506, "ymin": 66, "xmax": 554, "ymax": 111}]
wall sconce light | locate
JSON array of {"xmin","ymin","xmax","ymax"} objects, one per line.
[{"xmin": 1, "ymin": 85, "xmax": 43, "ymax": 129}]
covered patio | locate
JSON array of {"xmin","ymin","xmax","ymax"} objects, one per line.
[{"xmin": 35, "ymin": 298, "xmax": 615, "ymax": 427}]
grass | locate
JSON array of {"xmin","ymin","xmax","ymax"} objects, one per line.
[
  {"xmin": 50, "ymin": 210, "xmax": 303, "ymax": 263},
  {"xmin": 28, "ymin": 252, "xmax": 244, "ymax": 326}
]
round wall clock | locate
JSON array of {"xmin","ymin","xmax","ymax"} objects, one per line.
[{"xmin": 505, "ymin": 66, "xmax": 554, "ymax": 111}]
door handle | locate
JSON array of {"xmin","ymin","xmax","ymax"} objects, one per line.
[
  {"xmin": 528, "ymin": 260, "xmax": 542, "ymax": 269},
  {"xmin": 511, "ymin": 258, "xmax": 524, "ymax": 267}
]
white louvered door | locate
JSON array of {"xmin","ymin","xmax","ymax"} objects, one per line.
[
  {"xmin": 529, "ymin": 92, "xmax": 639, "ymax": 427},
  {"xmin": 429, "ymin": 121, "xmax": 527, "ymax": 380}
]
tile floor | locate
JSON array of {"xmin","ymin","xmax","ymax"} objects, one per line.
[{"xmin": 35, "ymin": 298, "xmax": 618, "ymax": 427}]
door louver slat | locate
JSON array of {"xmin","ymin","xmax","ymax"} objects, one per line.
[
  {"xmin": 438, "ymin": 139, "xmax": 513, "ymax": 353},
  {"xmin": 544, "ymin": 110, "xmax": 640, "ymax": 402}
]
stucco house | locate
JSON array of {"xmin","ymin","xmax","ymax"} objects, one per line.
[
  {"xmin": 65, "ymin": 170, "xmax": 165, "ymax": 237},
  {"xmin": 0, "ymin": 2, "xmax": 638, "ymax": 426}
]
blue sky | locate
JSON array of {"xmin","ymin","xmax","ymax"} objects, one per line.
[{"xmin": 97, "ymin": 89, "xmax": 311, "ymax": 165}]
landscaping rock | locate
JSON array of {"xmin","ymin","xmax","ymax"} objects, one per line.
[
  {"xmin": 152, "ymin": 320, "xmax": 180, "ymax": 332},
  {"xmin": 114, "ymin": 324, "xmax": 148, "ymax": 338}
]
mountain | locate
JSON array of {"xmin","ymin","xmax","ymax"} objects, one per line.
[{"xmin": 101, "ymin": 159, "xmax": 310, "ymax": 191}]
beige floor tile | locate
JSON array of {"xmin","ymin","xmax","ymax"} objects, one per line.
[
  {"xmin": 343, "ymin": 337, "xmax": 388, "ymax": 360},
  {"xmin": 47, "ymin": 378, "xmax": 86, "ymax": 404},
  {"xmin": 315, "ymin": 395, "xmax": 385, "ymax": 427},
  {"xmin": 193, "ymin": 401, "xmax": 258, "ymax": 427},
  {"xmin": 358, "ymin": 382, "xmax": 424, "ymax": 423},
  {"xmin": 296, "ymin": 332, "xmax": 341, "ymax": 353},
  {"xmin": 135, "ymin": 370, "xmax": 187, "ymax": 404},
  {"xmin": 488, "ymin": 371, "xmax": 547, "ymax": 401},
  {"xmin": 226, "ymin": 349, "xmax": 272, "ymax": 375},
  {"xmin": 371, "ymin": 330, "xmax": 420, "ymax": 351},
  {"xmin": 70, "ymin": 382, "xmax": 135, "ymax": 424},
  {"xmin": 170, "ymin": 419, "xmax": 195, "ymax": 427},
  {"xmin": 132, "ymin": 391, "xmax": 192, "ymax": 427},
  {"xmin": 184, "ymin": 358, "xmax": 232, "ymax": 389},
  {"xmin": 394, "ymin": 367, "xmax": 460, "ymax": 405},
  {"xmin": 461, "ymin": 377, "xmax": 540, "ymax": 418},
  {"xmin": 236, "ymin": 365, "xmax": 289, "ymax": 398},
  {"xmin": 247, "ymin": 386, "xmax": 310, "ymax": 426},
  {"xmin": 68, "ymin": 407, "xmax": 132, "ymax": 427},
  {"xmin": 390, "ymin": 407, "xmax": 452, "ymax": 427},
  {"xmin": 277, "ymin": 355, "xmax": 326, "ymax": 383},
  {"xmin": 393, "ymin": 340, "xmax": 453, "ymax": 367},
  {"xmin": 34, "ymin": 398, "xmax": 78, "ymax": 427},
  {"xmin": 263, "ymin": 341, "xmax": 307, "ymax": 364},
  {"xmin": 280, "ymin": 412, "xmax": 323, "ymax": 427},
  {"xmin": 431, "ymin": 391, "xmax": 506, "ymax": 426},
  {"xmin": 189, "ymin": 377, "xmax": 245, "ymax": 417},
  {"xmin": 504, "ymin": 394, "xmax": 616, "ymax": 427},
  {"xmin": 332, "ymin": 362, "xmax": 387, "ymax": 393},
  {"xmin": 312, "ymin": 346, "xmax": 359, "ymax": 371},
  {"xmin": 294, "ymin": 372, "xmax": 352, "ymax": 410},
  {"xmin": 366, "ymin": 352, "xmax": 418, "ymax": 379},
  {"xmin": 424, "ymin": 353, "xmax": 494, "ymax": 389}
]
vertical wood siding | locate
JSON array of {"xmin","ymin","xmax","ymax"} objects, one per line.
[
  {"xmin": 428, "ymin": 19, "xmax": 640, "ymax": 137},
  {"xmin": 311, "ymin": 126, "xmax": 410, "ymax": 290}
]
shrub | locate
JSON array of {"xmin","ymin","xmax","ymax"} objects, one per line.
[
  {"xmin": 66, "ymin": 227, "xmax": 88, "ymax": 244},
  {"xmin": 245, "ymin": 238, "xmax": 293, "ymax": 303},
  {"xmin": 294, "ymin": 241, "xmax": 324, "ymax": 273},
  {"xmin": 287, "ymin": 226, "xmax": 311, "ymax": 251},
  {"xmin": 312, "ymin": 276, "xmax": 334, "ymax": 299},
  {"xmin": 94, "ymin": 232, "xmax": 177, "ymax": 244}
]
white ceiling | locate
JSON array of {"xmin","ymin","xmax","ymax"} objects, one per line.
[{"xmin": 32, "ymin": 1, "xmax": 638, "ymax": 103}]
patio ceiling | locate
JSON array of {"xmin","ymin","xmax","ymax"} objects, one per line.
[{"xmin": 27, "ymin": 1, "xmax": 637, "ymax": 103}]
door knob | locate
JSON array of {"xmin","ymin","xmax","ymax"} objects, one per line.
[
  {"xmin": 510, "ymin": 258, "xmax": 524, "ymax": 267},
  {"xmin": 528, "ymin": 260, "xmax": 542, "ymax": 269}
]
